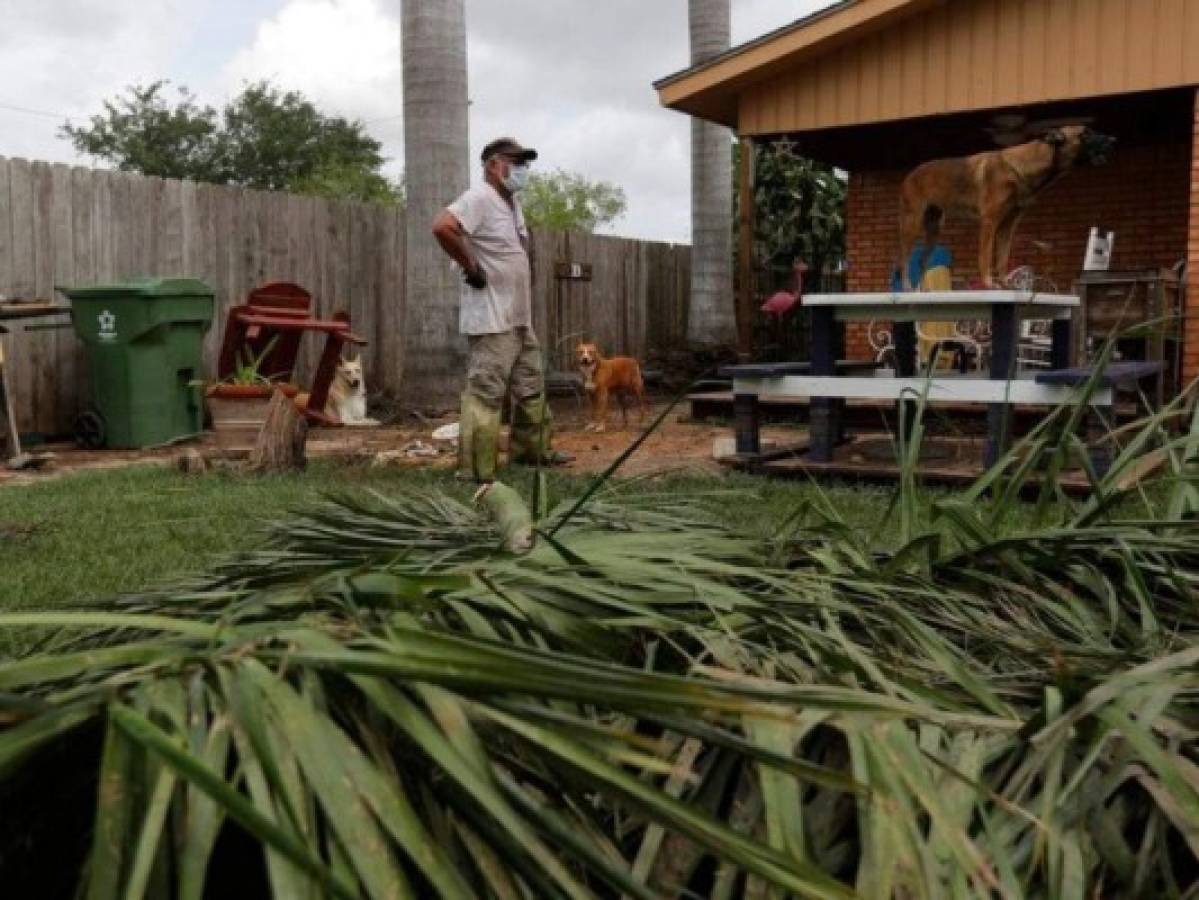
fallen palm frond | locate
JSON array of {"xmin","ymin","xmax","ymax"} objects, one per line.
[{"xmin": 2, "ymin": 359, "xmax": 1199, "ymax": 897}]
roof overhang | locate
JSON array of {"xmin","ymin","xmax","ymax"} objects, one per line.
[
  {"xmin": 787, "ymin": 88, "xmax": 1194, "ymax": 171},
  {"xmin": 654, "ymin": 0, "xmax": 939, "ymax": 129}
]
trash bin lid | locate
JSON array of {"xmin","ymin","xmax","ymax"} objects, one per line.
[{"xmin": 58, "ymin": 277, "xmax": 214, "ymax": 299}]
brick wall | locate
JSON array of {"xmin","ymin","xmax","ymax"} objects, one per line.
[
  {"xmin": 1187, "ymin": 90, "xmax": 1199, "ymax": 383},
  {"xmin": 844, "ymin": 137, "xmax": 1191, "ymax": 360}
]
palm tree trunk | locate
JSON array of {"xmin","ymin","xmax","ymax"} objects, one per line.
[
  {"xmin": 401, "ymin": 0, "xmax": 470, "ymax": 406},
  {"xmin": 688, "ymin": 0, "xmax": 736, "ymax": 349}
]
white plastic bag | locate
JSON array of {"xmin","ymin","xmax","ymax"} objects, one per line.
[{"xmin": 432, "ymin": 422, "xmax": 460, "ymax": 441}]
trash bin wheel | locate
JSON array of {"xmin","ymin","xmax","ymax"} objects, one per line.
[{"xmin": 74, "ymin": 410, "xmax": 106, "ymax": 449}]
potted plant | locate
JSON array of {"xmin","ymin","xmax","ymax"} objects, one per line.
[{"xmin": 204, "ymin": 338, "xmax": 299, "ymax": 436}]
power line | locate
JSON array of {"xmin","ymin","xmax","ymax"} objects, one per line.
[
  {"xmin": 2, "ymin": 96, "xmax": 390, "ymax": 129},
  {"xmin": 0, "ymin": 97, "xmax": 417, "ymax": 132},
  {"xmin": 0, "ymin": 101, "xmax": 78, "ymax": 122}
]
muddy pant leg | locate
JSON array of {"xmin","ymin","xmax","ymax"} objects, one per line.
[
  {"xmin": 460, "ymin": 332, "xmax": 519, "ymax": 481},
  {"xmin": 508, "ymin": 328, "xmax": 554, "ymax": 463},
  {"xmin": 511, "ymin": 395, "xmax": 554, "ymax": 463},
  {"xmin": 459, "ymin": 393, "xmax": 502, "ymax": 482}
]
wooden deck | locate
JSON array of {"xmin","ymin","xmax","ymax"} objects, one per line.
[{"xmin": 719, "ymin": 432, "xmax": 1097, "ymax": 494}]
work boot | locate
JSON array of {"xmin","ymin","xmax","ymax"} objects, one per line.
[
  {"xmin": 509, "ymin": 395, "xmax": 574, "ymax": 467},
  {"xmin": 458, "ymin": 392, "xmax": 502, "ymax": 483}
]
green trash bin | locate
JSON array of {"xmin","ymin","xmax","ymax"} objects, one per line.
[{"xmin": 63, "ymin": 277, "xmax": 215, "ymax": 449}]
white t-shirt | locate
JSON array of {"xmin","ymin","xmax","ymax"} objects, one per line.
[{"xmin": 446, "ymin": 183, "xmax": 532, "ymax": 335}]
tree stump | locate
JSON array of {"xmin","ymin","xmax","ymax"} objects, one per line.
[
  {"xmin": 248, "ymin": 387, "xmax": 308, "ymax": 472},
  {"xmin": 176, "ymin": 447, "xmax": 209, "ymax": 475}
]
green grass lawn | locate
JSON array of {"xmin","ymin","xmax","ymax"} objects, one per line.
[{"xmin": 0, "ymin": 461, "xmax": 902, "ymax": 614}]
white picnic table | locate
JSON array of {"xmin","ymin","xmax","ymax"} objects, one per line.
[
  {"xmin": 730, "ymin": 290, "xmax": 1086, "ymax": 466},
  {"xmin": 802, "ymin": 290, "xmax": 1079, "ymax": 321}
]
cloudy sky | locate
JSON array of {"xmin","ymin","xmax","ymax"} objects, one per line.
[{"xmin": 1, "ymin": 0, "xmax": 832, "ymax": 243}]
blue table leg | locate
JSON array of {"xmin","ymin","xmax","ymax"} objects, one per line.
[
  {"xmin": 893, "ymin": 321, "xmax": 918, "ymax": 441},
  {"xmin": 1087, "ymin": 406, "xmax": 1113, "ymax": 478},
  {"xmin": 733, "ymin": 392, "xmax": 761, "ymax": 456},
  {"xmin": 1051, "ymin": 318, "xmax": 1072, "ymax": 370},
  {"xmin": 893, "ymin": 322, "xmax": 917, "ymax": 376},
  {"xmin": 810, "ymin": 307, "xmax": 839, "ymax": 462},
  {"xmin": 985, "ymin": 305, "xmax": 1017, "ymax": 467}
]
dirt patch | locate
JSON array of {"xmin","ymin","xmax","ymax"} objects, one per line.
[
  {"xmin": 550, "ymin": 402, "xmax": 800, "ymax": 478},
  {"xmin": 0, "ymin": 399, "xmax": 798, "ymax": 486}
]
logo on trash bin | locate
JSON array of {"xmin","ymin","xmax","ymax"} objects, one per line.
[{"xmin": 98, "ymin": 309, "xmax": 117, "ymax": 342}]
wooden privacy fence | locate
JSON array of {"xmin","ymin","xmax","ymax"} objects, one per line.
[
  {"xmin": 529, "ymin": 229, "xmax": 691, "ymax": 373},
  {"xmin": 0, "ymin": 156, "xmax": 689, "ymax": 436}
]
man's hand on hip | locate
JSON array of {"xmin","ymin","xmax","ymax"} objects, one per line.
[{"xmin": 464, "ymin": 262, "xmax": 487, "ymax": 290}]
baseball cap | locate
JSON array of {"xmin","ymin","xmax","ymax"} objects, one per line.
[{"xmin": 481, "ymin": 137, "xmax": 538, "ymax": 164}]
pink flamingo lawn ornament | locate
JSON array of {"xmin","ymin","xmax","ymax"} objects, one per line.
[{"xmin": 760, "ymin": 260, "xmax": 808, "ymax": 318}]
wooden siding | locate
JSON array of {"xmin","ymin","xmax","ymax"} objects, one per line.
[
  {"xmin": 0, "ymin": 157, "xmax": 690, "ymax": 436},
  {"xmin": 739, "ymin": 0, "xmax": 1199, "ymax": 135}
]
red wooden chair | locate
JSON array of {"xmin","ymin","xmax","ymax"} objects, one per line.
[{"xmin": 216, "ymin": 281, "xmax": 366, "ymax": 425}]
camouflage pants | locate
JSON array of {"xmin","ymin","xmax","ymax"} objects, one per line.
[
  {"xmin": 465, "ymin": 327, "xmax": 544, "ymax": 408},
  {"xmin": 459, "ymin": 327, "xmax": 554, "ymax": 480}
]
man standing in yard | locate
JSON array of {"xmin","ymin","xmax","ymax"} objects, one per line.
[{"xmin": 432, "ymin": 136, "xmax": 573, "ymax": 483}]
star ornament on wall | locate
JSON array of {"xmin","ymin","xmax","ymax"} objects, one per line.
[{"xmin": 771, "ymin": 138, "xmax": 798, "ymax": 156}]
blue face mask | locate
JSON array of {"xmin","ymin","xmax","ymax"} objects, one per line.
[{"xmin": 504, "ymin": 163, "xmax": 530, "ymax": 193}]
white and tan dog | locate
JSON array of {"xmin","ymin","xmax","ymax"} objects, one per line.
[{"xmin": 326, "ymin": 355, "xmax": 378, "ymax": 426}]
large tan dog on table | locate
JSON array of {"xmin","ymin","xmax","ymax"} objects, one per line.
[{"xmin": 898, "ymin": 125, "xmax": 1114, "ymax": 288}]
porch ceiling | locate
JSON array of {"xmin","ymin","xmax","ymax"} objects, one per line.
[{"xmin": 769, "ymin": 88, "xmax": 1194, "ymax": 172}]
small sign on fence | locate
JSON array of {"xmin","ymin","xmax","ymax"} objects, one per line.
[{"xmin": 554, "ymin": 262, "xmax": 593, "ymax": 282}]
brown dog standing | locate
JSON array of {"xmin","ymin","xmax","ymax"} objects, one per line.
[
  {"xmin": 574, "ymin": 342, "xmax": 648, "ymax": 431},
  {"xmin": 898, "ymin": 125, "xmax": 1113, "ymax": 288}
]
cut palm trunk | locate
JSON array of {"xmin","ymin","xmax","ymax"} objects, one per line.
[
  {"xmin": 248, "ymin": 387, "xmax": 308, "ymax": 472},
  {"xmin": 475, "ymin": 480, "xmax": 535, "ymax": 553}
]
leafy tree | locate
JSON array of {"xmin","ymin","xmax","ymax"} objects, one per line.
[
  {"xmin": 289, "ymin": 162, "xmax": 404, "ymax": 206},
  {"xmin": 520, "ymin": 169, "xmax": 627, "ymax": 233},
  {"xmin": 213, "ymin": 82, "xmax": 388, "ymax": 193},
  {"xmin": 62, "ymin": 80, "xmax": 401, "ymax": 204},
  {"xmin": 738, "ymin": 139, "xmax": 846, "ymax": 290},
  {"xmin": 60, "ymin": 82, "xmax": 221, "ymax": 182},
  {"xmin": 734, "ymin": 139, "xmax": 847, "ymax": 360}
]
